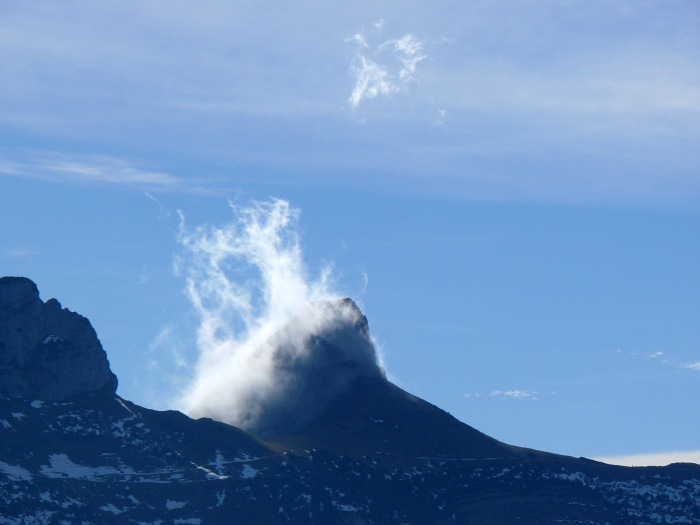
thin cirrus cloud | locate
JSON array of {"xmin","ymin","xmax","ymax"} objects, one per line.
[
  {"xmin": 0, "ymin": 3, "xmax": 698, "ymax": 205},
  {"xmin": 630, "ymin": 351, "xmax": 700, "ymax": 372},
  {"xmin": 347, "ymin": 21, "xmax": 427, "ymax": 109},
  {"xmin": 464, "ymin": 389, "xmax": 543, "ymax": 401},
  {"xmin": 0, "ymin": 152, "xmax": 225, "ymax": 194},
  {"xmin": 490, "ymin": 389, "xmax": 540, "ymax": 401},
  {"xmin": 0, "ymin": 246, "xmax": 41, "ymax": 259}
]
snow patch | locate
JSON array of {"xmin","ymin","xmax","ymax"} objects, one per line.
[
  {"xmin": 212, "ymin": 450, "xmax": 225, "ymax": 474},
  {"xmin": 116, "ymin": 397, "xmax": 137, "ymax": 417},
  {"xmin": 112, "ymin": 419, "xmax": 128, "ymax": 437},
  {"xmin": 40, "ymin": 454, "xmax": 122, "ymax": 480},
  {"xmin": 100, "ymin": 503, "xmax": 125, "ymax": 515},
  {"xmin": 166, "ymin": 500, "xmax": 188, "ymax": 510},
  {"xmin": 0, "ymin": 461, "xmax": 31, "ymax": 481},
  {"xmin": 333, "ymin": 502, "xmax": 358, "ymax": 512},
  {"xmin": 240, "ymin": 464, "xmax": 259, "ymax": 479},
  {"xmin": 192, "ymin": 462, "xmax": 228, "ymax": 480}
]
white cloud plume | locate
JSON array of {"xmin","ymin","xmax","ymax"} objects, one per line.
[
  {"xmin": 347, "ymin": 22, "xmax": 427, "ymax": 109},
  {"xmin": 686, "ymin": 362, "xmax": 700, "ymax": 372},
  {"xmin": 173, "ymin": 199, "xmax": 380, "ymax": 435}
]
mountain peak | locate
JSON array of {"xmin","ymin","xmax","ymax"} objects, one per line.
[
  {"xmin": 0, "ymin": 276, "xmax": 118, "ymax": 400},
  {"xmin": 0, "ymin": 276, "xmax": 40, "ymax": 304},
  {"xmin": 234, "ymin": 297, "xmax": 385, "ymax": 438}
]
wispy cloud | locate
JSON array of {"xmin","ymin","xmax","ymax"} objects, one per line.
[
  {"xmin": 142, "ymin": 323, "xmax": 194, "ymax": 410},
  {"xmin": 490, "ymin": 389, "xmax": 540, "ymax": 401},
  {"xmin": 0, "ymin": 245, "xmax": 40, "ymax": 259},
  {"xmin": 173, "ymin": 199, "xmax": 381, "ymax": 436},
  {"xmin": 347, "ymin": 21, "xmax": 427, "ymax": 109},
  {"xmin": 144, "ymin": 192, "xmax": 173, "ymax": 219},
  {"xmin": 0, "ymin": 152, "xmax": 226, "ymax": 194},
  {"xmin": 1, "ymin": 3, "xmax": 698, "ymax": 205},
  {"xmin": 464, "ymin": 388, "xmax": 548, "ymax": 401},
  {"xmin": 613, "ymin": 348, "xmax": 700, "ymax": 374},
  {"xmin": 595, "ymin": 450, "xmax": 700, "ymax": 467}
]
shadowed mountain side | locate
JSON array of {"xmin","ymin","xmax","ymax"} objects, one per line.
[
  {"xmin": 0, "ymin": 394, "xmax": 277, "ymax": 483},
  {"xmin": 250, "ymin": 299, "xmax": 385, "ymax": 438},
  {"xmin": 264, "ymin": 376, "xmax": 519, "ymax": 463}
]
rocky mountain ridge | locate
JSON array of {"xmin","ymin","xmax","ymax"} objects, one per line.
[
  {"xmin": 0, "ymin": 277, "xmax": 117, "ymax": 400},
  {"xmin": 1, "ymin": 277, "xmax": 699, "ymax": 524}
]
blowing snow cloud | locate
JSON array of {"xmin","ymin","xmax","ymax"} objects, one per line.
[{"xmin": 175, "ymin": 199, "xmax": 383, "ymax": 437}]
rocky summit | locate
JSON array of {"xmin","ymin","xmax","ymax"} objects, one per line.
[{"xmin": 1, "ymin": 277, "xmax": 699, "ymax": 524}]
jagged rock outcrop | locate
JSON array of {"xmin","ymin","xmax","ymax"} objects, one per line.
[{"xmin": 0, "ymin": 277, "xmax": 117, "ymax": 400}]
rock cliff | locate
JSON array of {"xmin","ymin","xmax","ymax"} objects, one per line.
[{"xmin": 0, "ymin": 277, "xmax": 117, "ymax": 399}]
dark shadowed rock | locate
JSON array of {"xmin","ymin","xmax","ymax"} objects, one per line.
[
  {"xmin": 244, "ymin": 298, "xmax": 385, "ymax": 438},
  {"xmin": 0, "ymin": 276, "xmax": 117, "ymax": 400}
]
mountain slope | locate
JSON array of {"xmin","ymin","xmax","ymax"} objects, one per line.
[{"xmin": 264, "ymin": 376, "xmax": 514, "ymax": 462}]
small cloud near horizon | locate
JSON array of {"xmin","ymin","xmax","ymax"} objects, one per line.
[
  {"xmin": 595, "ymin": 450, "xmax": 700, "ymax": 467},
  {"xmin": 464, "ymin": 389, "xmax": 546, "ymax": 401}
]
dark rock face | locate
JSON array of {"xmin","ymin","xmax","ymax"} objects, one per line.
[
  {"xmin": 0, "ymin": 277, "xmax": 117, "ymax": 400},
  {"xmin": 248, "ymin": 298, "xmax": 385, "ymax": 437}
]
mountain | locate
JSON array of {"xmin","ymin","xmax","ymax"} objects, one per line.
[
  {"xmin": 0, "ymin": 277, "xmax": 117, "ymax": 400},
  {"xmin": 1, "ymin": 277, "xmax": 699, "ymax": 524}
]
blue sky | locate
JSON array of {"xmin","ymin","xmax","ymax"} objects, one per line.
[{"xmin": 1, "ymin": 1, "xmax": 699, "ymax": 465}]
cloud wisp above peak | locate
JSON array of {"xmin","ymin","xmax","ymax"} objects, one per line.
[{"xmin": 174, "ymin": 199, "xmax": 383, "ymax": 436}]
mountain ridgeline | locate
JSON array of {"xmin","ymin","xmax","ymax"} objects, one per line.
[{"xmin": 1, "ymin": 276, "xmax": 699, "ymax": 524}]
